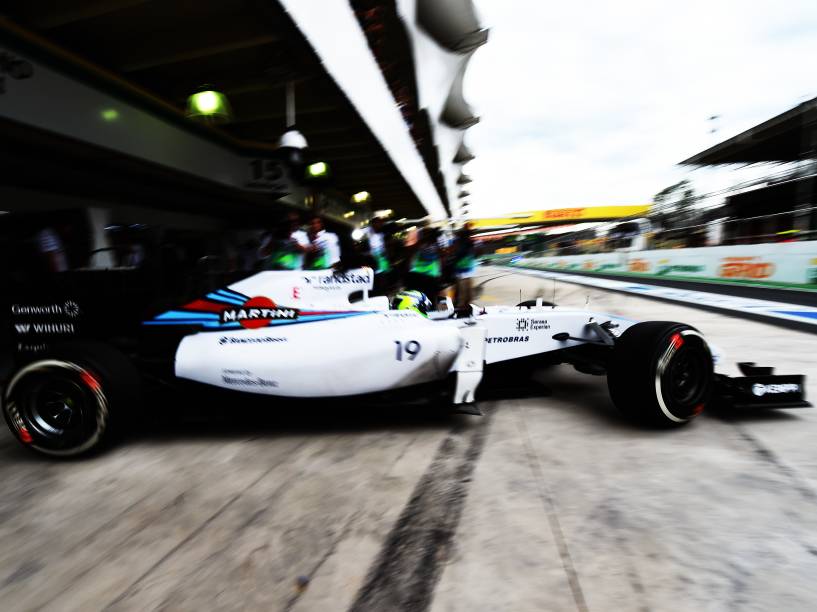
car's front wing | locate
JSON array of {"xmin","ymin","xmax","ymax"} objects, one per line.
[{"xmin": 713, "ymin": 362, "xmax": 811, "ymax": 410}]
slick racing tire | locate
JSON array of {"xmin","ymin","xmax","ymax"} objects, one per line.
[
  {"xmin": 3, "ymin": 342, "xmax": 139, "ymax": 457},
  {"xmin": 607, "ymin": 322, "xmax": 713, "ymax": 426}
]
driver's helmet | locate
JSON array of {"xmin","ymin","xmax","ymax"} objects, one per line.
[{"xmin": 391, "ymin": 290, "xmax": 432, "ymax": 317}]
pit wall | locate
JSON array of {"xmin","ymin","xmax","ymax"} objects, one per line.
[{"xmin": 492, "ymin": 241, "xmax": 817, "ymax": 289}]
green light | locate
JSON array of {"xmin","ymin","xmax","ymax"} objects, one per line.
[
  {"xmin": 191, "ymin": 91, "xmax": 219, "ymax": 114},
  {"xmin": 186, "ymin": 89, "xmax": 232, "ymax": 122},
  {"xmin": 101, "ymin": 108, "xmax": 119, "ymax": 122},
  {"xmin": 352, "ymin": 191, "xmax": 371, "ymax": 204},
  {"xmin": 306, "ymin": 161, "xmax": 329, "ymax": 178}
]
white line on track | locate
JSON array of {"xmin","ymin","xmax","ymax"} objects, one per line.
[{"xmin": 504, "ymin": 266, "xmax": 817, "ymax": 329}]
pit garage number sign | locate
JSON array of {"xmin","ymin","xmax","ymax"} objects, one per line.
[
  {"xmin": 0, "ymin": 51, "xmax": 34, "ymax": 95},
  {"xmin": 246, "ymin": 158, "xmax": 291, "ymax": 194}
]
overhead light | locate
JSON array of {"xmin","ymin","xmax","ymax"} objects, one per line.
[
  {"xmin": 275, "ymin": 82, "xmax": 308, "ymax": 160},
  {"xmin": 352, "ymin": 191, "xmax": 371, "ymax": 204},
  {"xmin": 306, "ymin": 161, "xmax": 329, "ymax": 178},
  {"xmin": 190, "ymin": 91, "xmax": 220, "ymax": 113},
  {"xmin": 343, "ymin": 211, "xmax": 355, "ymax": 219},
  {"xmin": 351, "ymin": 228, "xmax": 366, "ymax": 241},
  {"xmin": 277, "ymin": 128, "xmax": 308, "ymax": 150},
  {"xmin": 376, "ymin": 209, "xmax": 393, "ymax": 217},
  {"xmin": 186, "ymin": 88, "xmax": 232, "ymax": 123},
  {"xmin": 397, "ymin": 217, "xmax": 407, "ymax": 223},
  {"xmin": 276, "ymin": 128, "xmax": 309, "ymax": 166}
]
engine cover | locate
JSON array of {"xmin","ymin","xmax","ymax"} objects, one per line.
[{"xmin": 174, "ymin": 311, "xmax": 462, "ymax": 397}]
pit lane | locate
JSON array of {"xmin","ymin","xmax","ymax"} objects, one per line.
[{"xmin": 1, "ymin": 267, "xmax": 816, "ymax": 611}]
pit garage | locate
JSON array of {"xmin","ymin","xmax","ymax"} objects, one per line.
[{"xmin": 1, "ymin": 0, "xmax": 464, "ymax": 366}]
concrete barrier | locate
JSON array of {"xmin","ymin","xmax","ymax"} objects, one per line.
[{"xmin": 501, "ymin": 241, "xmax": 817, "ymax": 289}]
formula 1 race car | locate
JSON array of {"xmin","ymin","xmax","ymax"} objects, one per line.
[{"xmin": 2, "ymin": 267, "xmax": 811, "ymax": 457}]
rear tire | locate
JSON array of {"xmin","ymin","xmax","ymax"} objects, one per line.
[
  {"xmin": 607, "ymin": 322, "xmax": 713, "ymax": 426},
  {"xmin": 3, "ymin": 342, "xmax": 139, "ymax": 457}
]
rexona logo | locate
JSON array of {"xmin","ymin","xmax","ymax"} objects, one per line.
[
  {"xmin": 752, "ymin": 383, "xmax": 800, "ymax": 397},
  {"xmin": 220, "ymin": 297, "xmax": 298, "ymax": 329}
]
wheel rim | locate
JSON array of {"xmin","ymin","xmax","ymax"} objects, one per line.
[
  {"xmin": 655, "ymin": 330, "xmax": 712, "ymax": 422},
  {"xmin": 5, "ymin": 360, "xmax": 108, "ymax": 455},
  {"xmin": 667, "ymin": 349, "xmax": 708, "ymax": 405},
  {"xmin": 25, "ymin": 375, "xmax": 89, "ymax": 438}
]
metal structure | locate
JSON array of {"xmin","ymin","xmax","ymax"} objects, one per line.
[
  {"xmin": 0, "ymin": 0, "xmax": 487, "ymax": 224},
  {"xmin": 680, "ymin": 96, "xmax": 817, "ymax": 238}
]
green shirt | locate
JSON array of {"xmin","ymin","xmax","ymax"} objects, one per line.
[{"xmin": 411, "ymin": 247, "xmax": 441, "ymax": 277}]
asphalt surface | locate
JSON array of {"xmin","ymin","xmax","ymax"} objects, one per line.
[{"xmin": 1, "ymin": 267, "xmax": 817, "ymax": 611}]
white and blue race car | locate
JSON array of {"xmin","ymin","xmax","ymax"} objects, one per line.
[{"xmin": 3, "ymin": 267, "xmax": 810, "ymax": 457}]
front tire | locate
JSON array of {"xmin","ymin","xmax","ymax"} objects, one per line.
[
  {"xmin": 607, "ymin": 322, "xmax": 713, "ymax": 426},
  {"xmin": 3, "ymin": 343, "xmax": 138, "ymax": 457}
]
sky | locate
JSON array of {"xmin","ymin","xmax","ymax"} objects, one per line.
[{"xmin": 463, "ymin": 0, "xmax": 817, "ymax": 217}]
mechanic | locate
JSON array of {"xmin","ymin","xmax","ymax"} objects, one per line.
[
  {"xmin": 366, "ymin": 216, "xmax": 392, "ymax": 293},
  {"xmin": 452, "ymin": 224, "xmax": 477, "ymax": 308},
  {"xmin": 258, "ymin": 211, "xmax": 312, "ymax": 270},
  {"xmin": 304, "ymin": 215, "xmax": 341, "ymax": 270},
  {"xmin": 406, "ymin": 226, "xmax": 443, "ymax": 303},
  {"xmin": 258, "ymin": 224, "xmax": 302, "ymax": 270}
]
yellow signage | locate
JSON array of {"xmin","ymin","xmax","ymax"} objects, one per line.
[{"xmin": 471, "ymin": 204, "xmax": 651, "ymax": 229}]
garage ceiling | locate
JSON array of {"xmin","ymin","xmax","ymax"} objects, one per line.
[{"xmin": 1, "ymin": 0, "xmax": 430, "ymax": 218}]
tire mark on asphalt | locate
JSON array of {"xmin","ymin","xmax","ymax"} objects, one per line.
[
  {"xmin": 732, "ymin": 424, "xmax": 817, "ymax": 502},
  {"xmin": 282, "ymin": 433, "xmax": 420, "ymax": 612},
  {"xmin": 475, "ymin": 272, "xmax": 516, "ymax": 289},
  {"xmin": 347, "ymin": 412, "xmax": 491, "ymax": 612},
  {"xmin": 102, "ymin": 438, "xmax": 310, "ymax": 610},
  {"xmin": 513, "ymin": 402, "xmax": 589, "ymax": 612},
  {"xmin": 472, "ymin": 270, "xmax": 525, "ymax": 300}
]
